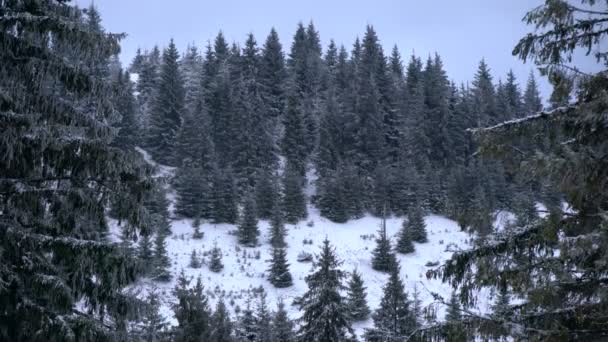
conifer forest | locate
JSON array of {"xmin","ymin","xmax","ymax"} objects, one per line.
[{"xmin": 1, "ymin": 0, "xmax": 608, "ymax": 341}]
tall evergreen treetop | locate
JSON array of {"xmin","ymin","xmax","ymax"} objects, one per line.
[{"xmin": 147, "ymin": 39, "xmax": 185, "ymax": 166}]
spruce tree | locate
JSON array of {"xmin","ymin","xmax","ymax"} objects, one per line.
[
  {"xmin": 147, "ymin": 39, "xmax": 185, "ymax": 166},
  {"xmin": 396, "ymin": 217, "xmax": 416, "ymax": 254},
  {"xmin": 269, "ymin": 202, "xmax": 287, "ymax": 248},
  {"xmin": 153, "ymin": 232, "xmax": 172, "ymax": 281},
  {"xmin": 254, "ymin": 169, "xmax": 279, "ymax": 220},
  {"xmin": 255, "ymin": 292, "xmax": 273, "ymax": 341},
  {"xmin": 346, "ymin": 269, "xmax": 371, "ymax": 321},
  {"xmin": 522, "ymin": 71, "xmax": 543, "ymax": 115},
  {"xmin": 432, "ymin": 3, "xmax": 608, "ymax": 338},
  {"xmin": 0, "ymin": 2, "xmax": 151, "ymax": 339},
  {"xmin": 407, "ymin": 206, "xmax": 428, "ymax": 243},
  {"xmin": 260, "ymin": 28, "xmax": 287, "ymax": 120},
  {"xmin": 209, "ymin": 244, "xmax": 224, "ymax": 273},
  {"xmin": 140, "ymin": 290, "xmax": 169, "ymax": 341},
  {"xmin": 296, "ymin": 238, "xmax": 355, "ymax": 341},
  {"xmin": 267, "ymin": 246, "xmax": 293, "ymax": 288},
  {"xmin": 113, "ymin": 69, "xmax": 141, "ymax": 150},
  {"xmin": 210, "ymin": 299, "xmax": 234, "ymax": 342},
  {"xmin": 192, "ymin": 218, "xmax": 204, "ymax": 239},
  {"xmin": 282, "ymin": 165, "xmax": 308, "ymax": 224},
  {"xmin": 172, "ymin": 274, "xmax": 211, "ymax": 342},
  {"xmin": 281, "ymin": 94, "xmax": 309, "ymax": 175},
  {"xmin": 371, "ymin": 217, "xmax": 396, "ymax": 272},
  {"xmin": 138, "ymin": 232, "xmax": 154, "ymax": 274},
  {"xmin": 173, "ymin": 164, "xmax": 207, "ymax": 218},
  {"xmin": 365, "ymin": 261, "xmax": 415, "ymax": 341},
  {"xmin": 237, "ymin": 298, "xmax": 258, "ymax": 341},
  {"xmin": 189, "ymin": 249, "xmax": 201, "ymax": 268},
  {"xmin": 238, "ymin": 196, "xmax": 260, "ymax": 246},
  {"xmin": 211, "ymin": 167, "xmax": 239, "ymax": 224},
  {"xmin": 272, "ymin": 299, "xmax": 295, "ymax": 342}
]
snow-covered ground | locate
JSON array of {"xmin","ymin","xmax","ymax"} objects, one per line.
[{"xmin": 116, "ymin": 148, "xmax": 498, "ymax": 337}]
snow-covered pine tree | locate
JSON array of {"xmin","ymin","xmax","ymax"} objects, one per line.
[
  {"xmin": 139, "ymin": 289, "xmax": 169, "ymax": 341},
  {"xmin": 364, "ymin": 261, "xmax": 415, "ymax": 341},
  {"xmin": 138, "ymin": 232, "xmax": 154, "ymax": 274},
  {"xmin": 153, "ymin": 232, "xmax": 172, "ymax": 281},
  {"xmin": 282, "ymin": 164, "xmax": 308, "ymax": 224},
  {"xmin": 260, "ymin": 28, "xmax": 287, "ymax": 121},
  {"xmin": 371, "ymin": 216, "xmax": 396, "ymax": 272},
  {"xmin": 237, "ymin": 297, "xmax": 258, "ymax": 342},
  {"xmin": 210, "ymin": 299, "xmax": 234, "ymax": 342},
  {"xmin": 346, "ymin": 269, "xmax": 371, "ymax": 321},
  {"xmin": 254, "ymin": 169, "xmax": 279, "ymax": 220},
  {"xmin": 269, "ymin": 202, "xmax": 287, "ymax": 248},
  {"xmin": 267, "ymin": 246, "xmax": 293, "ymax": 288},
  {"xmin": 147, "ymin": 39, "xmax": 185, "ymax": 166},
  {"xmin": 428, "ymin": 2, "xmax": 608, "ymax": 339},
  {"xmin": 273, "ymin": 299, "xmax": 296, "ymax": 342},
  {"xmin": 172, "ymin": 273, "xmax": 211, "ymax": 341},
  {"xmin": 396, "ymin": 217, "xmax": 416, "ymax": 254},
  {"xmin": 173, "ymin": 163, "xmax": 207, "ymax": 218},
  {"xmin": 238, "ymin": 195, "xmax": 260, "ymax": 246},
  {"xmin": 296, "ymin": 238, "xmax": 355, "ymax": 341},
  {"xmin": 209, "ymin": 243, "xmax": 224, "ymax": 273},
  {"xmin": 0, "ymin": 2, "xmax": 152, "ymax": 339},
  {"xmin": 281, "ymin": 94, "xmax": 309, "ymax": 176},
  {"xmin": 522, "ymin": 71, "xmax": 543, "ymax": 116},
  {"xmin": 255, "ymin": 291, "xmax": 272, "ymax": 341},
  {"xmin": 407, "ymin": 205, "xmax": 428, "ymax": 243},
  {"xmin": 192, "ymin": 217, "xmax": 204, "ymax": 239},
  {"xmin": 211, "ymin": 166, "xmax": 239, "ymax": 224},
  {"xmin": 180, "ymin": 45, "xmax": 203, "ymax": 117},
  {"xmin": 189, "ymin": 249, "xmax": 201, "ymax": 268},
  {"xmin": 113, "ymin": 69, "xmax": 141, "ymax": 150}
]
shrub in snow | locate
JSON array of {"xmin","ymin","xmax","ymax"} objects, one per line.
[{"xmin": 297, "ymin": 251, "xmax": 313, "ymax": 262}]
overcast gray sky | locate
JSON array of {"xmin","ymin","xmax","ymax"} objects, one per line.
[{"xmin": 81, "ymin": 0, "xmax": 600, "ymax": 101}]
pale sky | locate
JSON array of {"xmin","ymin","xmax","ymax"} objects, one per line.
[{"xmin": 81, "ymin": 0, "xmax": 601, "ymax": 101}]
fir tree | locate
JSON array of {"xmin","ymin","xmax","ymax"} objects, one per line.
[
  {"xmin": 269, "ymin": 202, "xmax": 287, "ymax": 248},
  {"xmin": 0, "ymin": 2, "xmax": 151, "ymax": 339},
  {"xmin": 210, "ymin": 299, "xmax": 234, "ymax": 342},
  {"xmin": 147, "ymin": 39, "xmax": 185, "ymax": 166},
  {"xmin": 365, "ymin": 261, "xmax": 415, "ymax": 341},
  {"xmin": 272, "ymin": 299, "xmax": 295, "ymax": 342},
  {"xmin": 371, "ymin": 217, "xmax": 396, "ymax": 272},
  {"xmin": 209, "ymin": 243, "xmax": 224, "ymax": 273},
  {"xmin": 238, "ymin": 196, "xmax": 260, "ymax": 246},
  {"xmin": 255, "ymin": 292, "xmax": 272, "ymax": 341},
  {"xmin": 172, "ymin": 274, "xmax": 211, "ymax": 342},
  {"xmin": 296, "ymin": 239, "xmax": 355, "ymax": 341},
  {"xmin": 192, "ymin": 218, "xmax": 204, "ymax": 239},
  {"xmin": 138, "ymin": 232, "xmax": 154, "ymax": 274},
  {"xmin": 396, "ymin": 217, "xmax": 416, "ymax": 254},
  {"xmin": 282, "ymin": 165, "xmax": 308, "ymax": 224},
  {"xmin": 211, "ymin": 167, "xmax": 239, "ymax": 224},
  {"xmin": 260, "ymin": 28, "xmax": 287, "ymax": 120},
  {"xmin": 267, "ymin": 246, "xmax": 293, "ymax": 288},
  {"xmin": 254, "ymin": 169, "xmax": 279, "ymax": 220},
  {"xmin": 281, "ymin": 94, "xmax": 309, "ymax": 175},
  {"xmin": 113, "ymin": 69, "xmax": 141, "ymax": 150},
  {"xmin": 522, "ymin": 71, "xmax": 543, "ymax": 115},
  {"xmin": 346, "ymin": 269, "xmax": 371, "ymax": 321},
  {"xmin": 140, "ymin": 289, "xmax": 169, "ymax": 341},
  {"xmin": 189, "ymin": 249, "xmax": 201, "ymax": 268},
  {"xmin": 237, "ymin": 297, "xmax": 258, "ymax": 341},
  {"xmin": 153, "ymin": 232, "xmax": 172, "ymax": 281},
  {"xmin": 407, "ymin": 206, "xmax": 428, "ymax": 243},
  {"xmin": 173, "ymin": 164, "xmax": 207, "ymax": 218}
]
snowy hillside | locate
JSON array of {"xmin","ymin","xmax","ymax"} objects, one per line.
[{"xmin": 106, "ymin": 148, "xmax": 497, "ymax": 338}]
